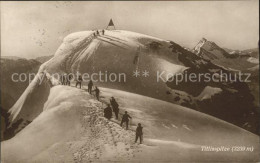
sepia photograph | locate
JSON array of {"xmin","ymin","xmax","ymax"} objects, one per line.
[{"xmin": 0, "ymin": 1, "xmax": 259, "ymax": 162}]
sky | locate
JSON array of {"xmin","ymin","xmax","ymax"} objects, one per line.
[{"xmin": 1, "ymin": 1, "xmax": 259, "ymax": 59}]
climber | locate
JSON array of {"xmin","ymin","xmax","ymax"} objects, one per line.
[
  {"xmin": 135, "ymin": 123, "xmax": 143, "ymax": 144},
  {"xmin": 104, "ymin": 104, "xmax": 112, "ymax": 120},
  {"xmin": 60, "ymin": 74, "xmax": 65, "ymax": 85},
  {"xmin": 110, "ymin": 97, "xmax": 119, "ymax": 120},
  {"xmin": 66, "ymin": 73, "xmax": 73, "ymax": 86},
  {"xmin": 93, "ymin": 86, "xmax": 100, "ymax": 101},
  {"xmin": 64, "ymin": 74, "xmax": 68, "ymax": 85},
  {"xmin": 121, "ymin": 111, "xmax": 132, "ymax": 130},
  {"xmin": 75, "ymin": 74, "xmax": 83, "ymax": 89},
  {"xmin": 88, "ymin": 80, "xmax": 93, "ymax": 94}
]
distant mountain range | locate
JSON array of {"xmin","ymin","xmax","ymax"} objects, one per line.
[
  {"xmin": 223, "ymin": 47, "xmax": 259, "ymax": 59},
  {"xmin": 34, "ymin": 55, "xmax": 54, "ymax": 63}
]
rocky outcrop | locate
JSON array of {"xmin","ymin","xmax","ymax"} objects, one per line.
[{"xmin": 167, "ymin": 41, "xmax": 258, "ymax": 134}]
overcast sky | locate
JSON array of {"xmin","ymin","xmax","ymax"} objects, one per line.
[{"xmin": 1, "ymin": 1, "xmax": 259, "ymax": 59}]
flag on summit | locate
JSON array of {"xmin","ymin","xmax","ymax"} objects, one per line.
[{"xmin": 106, "ymin": 19, "xmax": 116, "ymax": 30}]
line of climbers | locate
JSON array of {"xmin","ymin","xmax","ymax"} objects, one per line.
[
  {"xmin": 104, "ymin": 98, "xmax": 143, "ymax": 144},
  {"xmin": 59, "ymin": 74, "xmax": 143, "ymax": 144},
  {"xmin": 60, "ymin": 74, "xmax": 99, "ymax": 102}
]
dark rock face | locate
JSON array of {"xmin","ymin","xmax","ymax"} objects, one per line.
[
  {"xmin": 0, "ymin": 58, "xmax": 41, "ymax": 141},
  {"xmin": 167, "ymin": 41, "xmax": 259, "ymax": 135},
  {"xmin": 0, "ymin": 58, "xmax": 40, "ymax": 109}
]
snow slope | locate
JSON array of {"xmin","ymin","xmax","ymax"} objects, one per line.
[
  {"xmin": 247, "ymin": 57, "xmax": 259, "ymax": 64},
  {"xmin": 5, "ymin": 30, "xmax": 258, "ymax": 135},
  {"xmin": 196, "ymin": 86, "xmax": 222, "ymax": 101},
  {"xmin": 1, "ymin": 85, "xmax": 259, "ymax": 162},
  {"xmin": 46, "ymin": 30, "xmax": 184, "ymax": 101},
  {"xmin": 2, "ymin": 30, "xmax": 259, "ymax": 162},
  {"xmin": 6, "ymin": 30, "xmax": 187, "ymax": 130}
]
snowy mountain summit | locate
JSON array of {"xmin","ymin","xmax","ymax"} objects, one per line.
[{"xmin": 1, "ymin": 30, "xmax": 259, "ymax": 162}]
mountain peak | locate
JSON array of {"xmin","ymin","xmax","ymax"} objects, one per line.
[
  {"xmin": 192, "ymin": 38, "xmax": 208, "ymax": 55},
  {"xmin": 193, "ymin": 38, "xmax": 234, "ymax": 60},
  {"xmin": 201, "ymin": 37, "xmax": 207, "ymax": 42}
]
